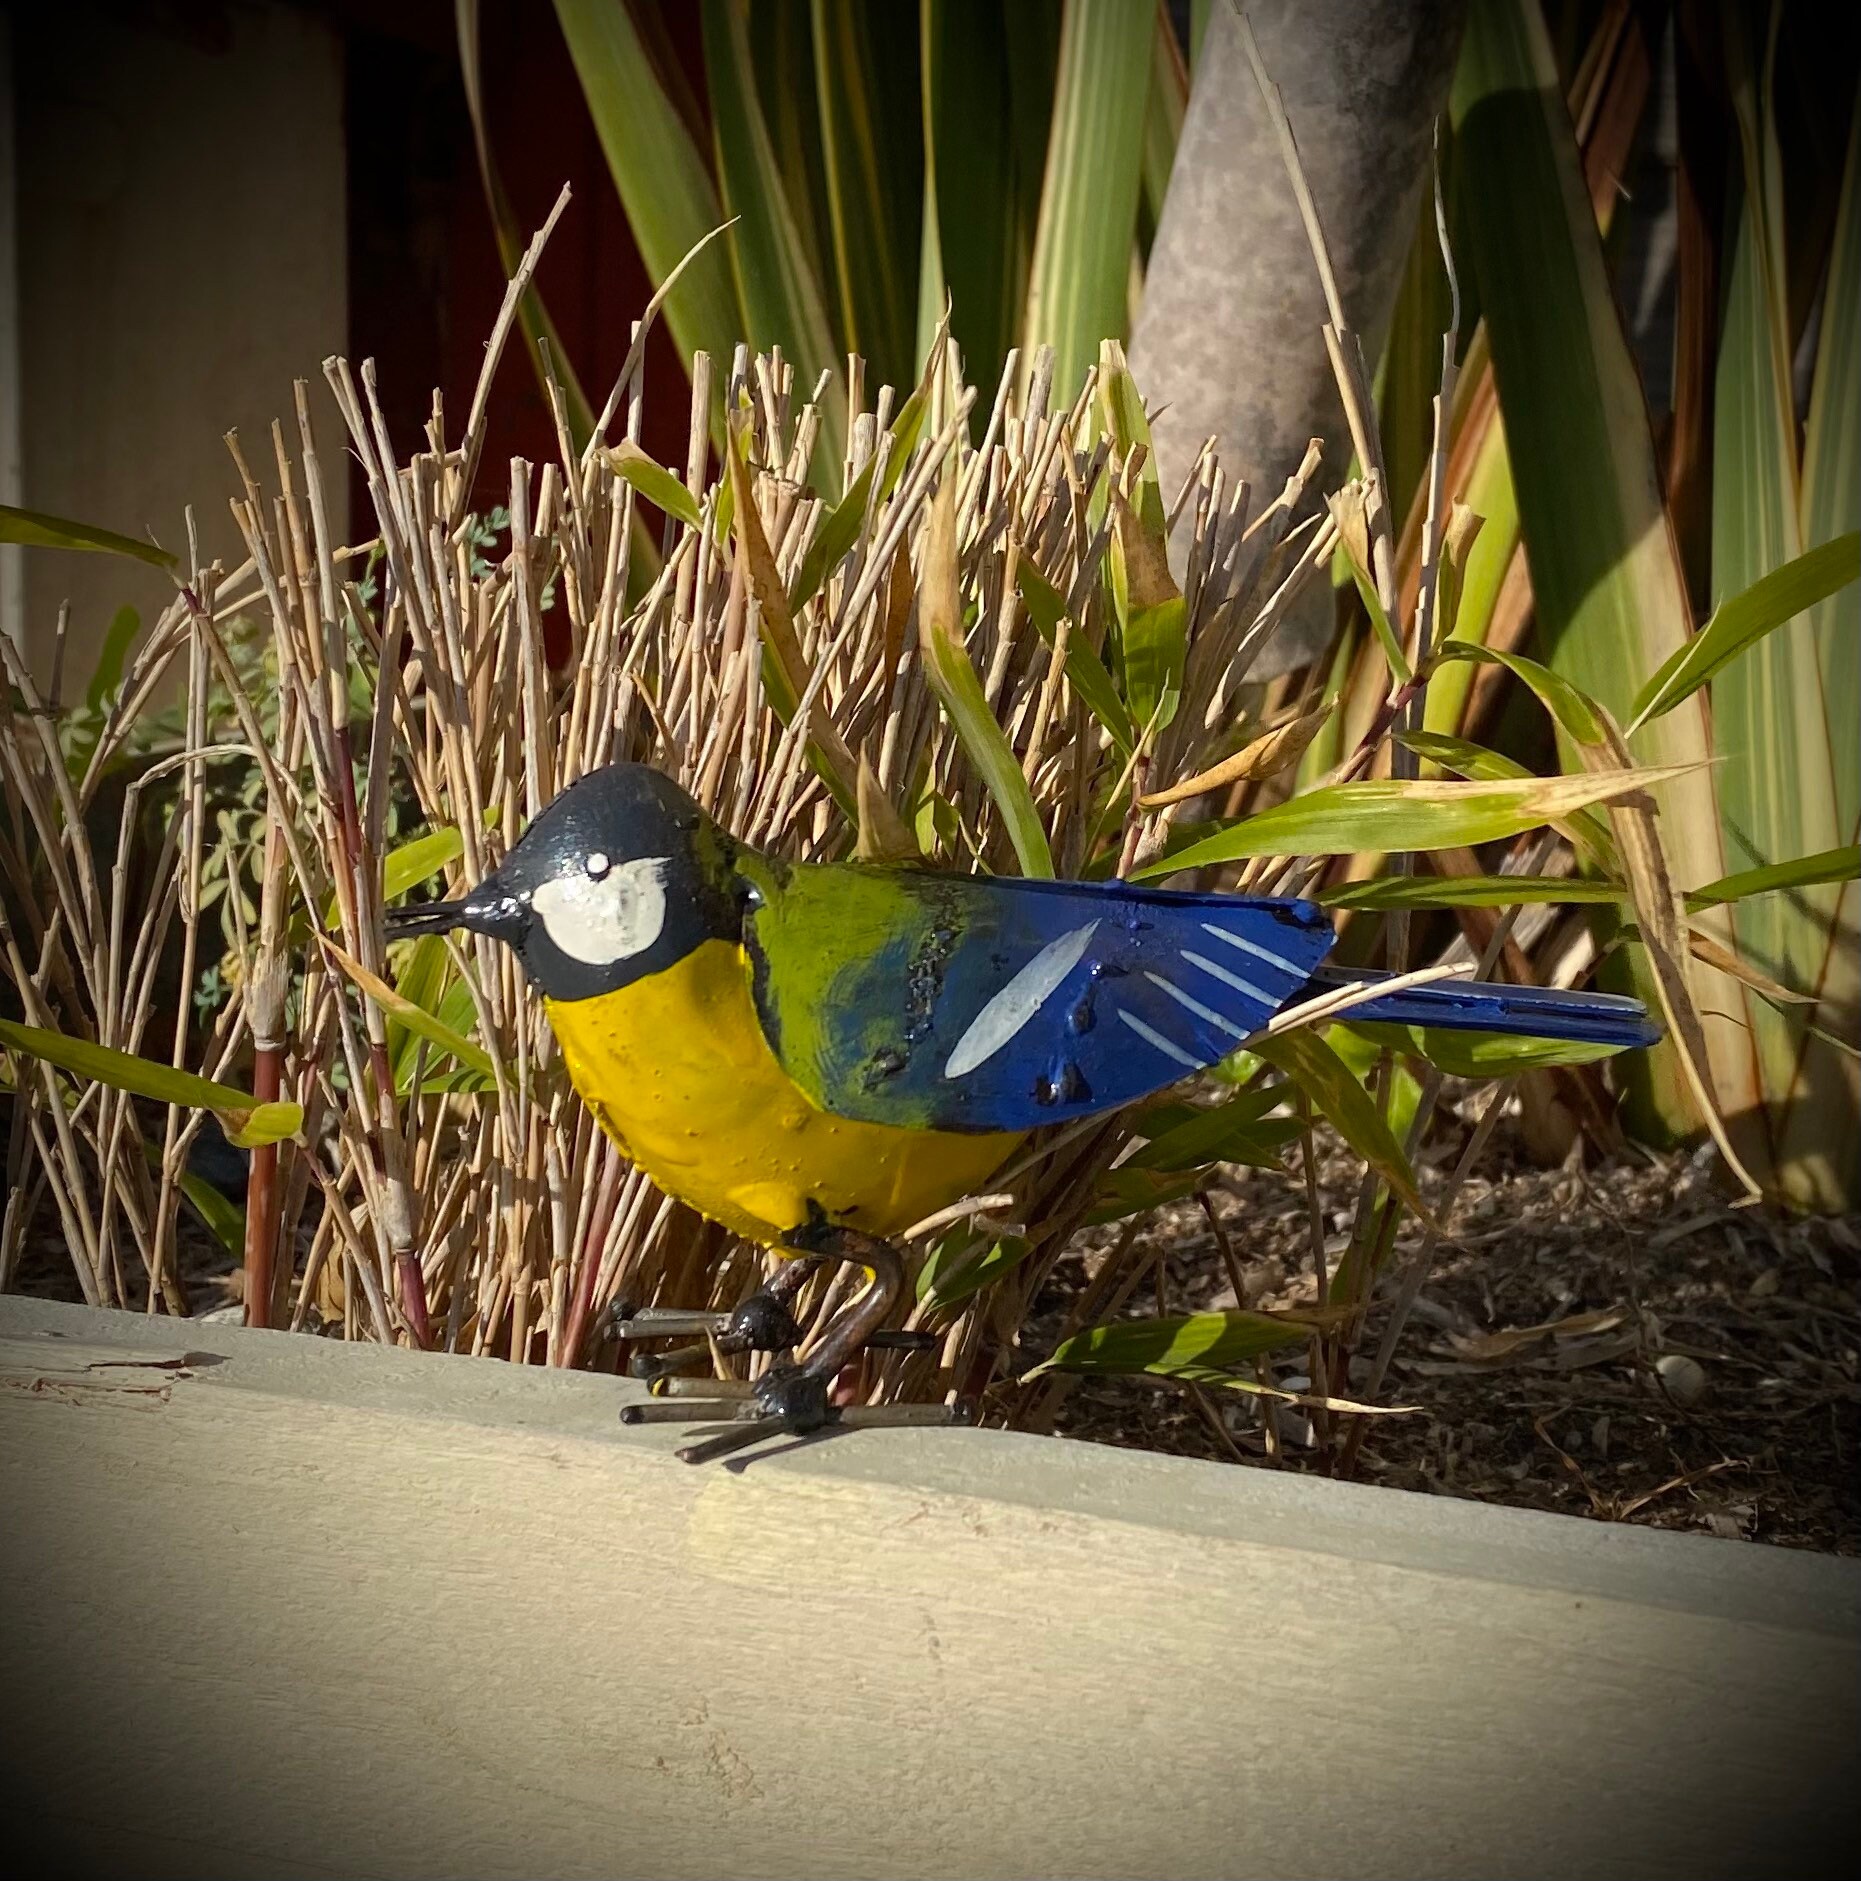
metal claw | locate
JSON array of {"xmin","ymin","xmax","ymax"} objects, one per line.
[
  {"xmin": 835, "ymin": 1400, "xmax": 973, "ymax": 1429},
  {"xmin": 611, "ymin": 1307, "xmax": 730, "ymax": 1340},
  {"xmin": 628, "ymin": 1343, "xmax": 711, "ymax": 1381},
  {"xmin": 862, "ymin": 1329, "xmax": 940, "ymax": 1353},
  {"xmin": 620, "ymin": 1399, "xmax": 751, "ymax": 1427},
  {"xmin": 625, "ymin": 1392, "xmax": 975, "ymax": 1459},
  {"xmin": 676, "ymin": 1423, "xmax": 784, "ymax": 1465},
  {"xmin": 649, "ymin": 1374, "xmax": 756, "ymax": 1400}
]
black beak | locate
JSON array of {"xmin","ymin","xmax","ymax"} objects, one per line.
[
  {"xmin": 383, "ymin": 897, "xmax": 469, "ymax": 939},
  {"xmin": 384, "ymin": 885, "xmax": 528, "ymax": 947}
]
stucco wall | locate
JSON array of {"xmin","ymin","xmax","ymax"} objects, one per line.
[{"xmin": 5, "ymin": 0, "xmax": 346, "ymax": 686}]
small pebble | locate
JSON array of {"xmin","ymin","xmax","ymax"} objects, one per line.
[{"xmin": 1653, "ymin": 1352, "xmax": 1707, "ymax": 1406}]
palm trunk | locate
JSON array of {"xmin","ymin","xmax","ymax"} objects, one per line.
[{"xmin": 1133, "ymin": 0, "xmax": 1466, "ymax": 674}]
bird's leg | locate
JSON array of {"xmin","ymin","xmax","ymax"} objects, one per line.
[
  {"xmin": 604, "ymin": 1253, "xmax": 824, "ymax": 1379},
  {"xmin": 748, "ymin": 1225, "xmax": 906, "ymax": 1432},
  {"xmin": 619, "ymin": 1225, "xmax": 966, "ymax": 1463}
]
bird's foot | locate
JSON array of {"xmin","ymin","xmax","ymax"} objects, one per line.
[
  {"xmin": 620, "ymin": 1361, "xmax": 971, "ymax": 1465},
  {"xmin": 603, "ymin": 1286, "xmax": 805, "ymax": 1382},
  {"xmin": 605, "ymin": 1288, "xmax": 935, "ymax": 1383}
]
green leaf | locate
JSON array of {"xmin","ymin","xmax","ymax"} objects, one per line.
[
  {"xmin": 86, "ymin": 606, "xmax": 142, "ymax": 711},
  {"xmin": 1397, "ymin": 729, "xmax": 1619, "ymax": 874},
  {"xmin": 1449, "ymin": 5, "xmax": 1700, "ymax": 731},
  {"xmin": 702, "ymin": 0, "xmax": 846, "ymax": 472},
  {"xmin": 743, "ymin": 0, "xmax": 833, "ymax": 299},
  {"xmin": 605, "ymin": 441, "xmax": 703, "ymax": 532},
  {"xmin": 1015, "ymin": 558, "xmax": 1137, "ymax": 756},
  {"xmin": 1323, "ymin": 1022, "xmax": 1425, "ymax": 1164},
  {"xmin": 918, "ymin": 1231, "xmax": 1031, "ymax": 1310},
  {"xmin": 921, "ymin": 468, "xmax": 1053, "ymax": 877},
  {"xmin": 791, "ymin": 454, "xmax": 875, "ymax": 617},
  {"xmin": 140, "ymin": 1135, "xmax": 246, "ymax": 1259},
  {"xmin": 1707, "ymin": 25, "xmax": 1857, "ymax": 1204},
  {"xmin": 61, "ymin": 605, "xmax": 142, "ymax": 781},
  {"xmin": 1254, "ymin": 1027, "xmax": 1430, "ymax": 1222},
  {"xmin": 1139, "ymin": 3, "xmax": 1186, "ymax": 249},
  {"xmin": 1428, "ymin": 640, "xmax": 1606, "ymax": 746},
  {"xmin": 1083, "ymin": 1165, "xmax": 1205, "ymax": 1224},
  {"xmin": 0, "ymin": 1018, "xmax": 301, "ymax": 1148},
  {"xmin": 1020, "ymin": 0, "xmax": 1152, "ymax": 400},
  {"xmin": 877, "ymin": 382, "xmax": 931, "ymax": 501},
  {"xmin": 1378, "ymin": 179, "xmax": 1458, "ymax": 536},
  {"xmin": 322, "ymin": 941, "xmax": 498, "ymax": 1085},
  {"xmin": 1318, "ymin": 873, "xmax": 1627, "ymax": 910},
  {"xmin": 809, "ymin": 0, "xmax": 921, "ymax": 393},
  {"xmin": 1631, "ymin": 532, "xmax": 1860, "ymax": 729},
  {"xmin": 913, "ymin": 787, "xmax": 963, "ymax": 859},
  {"xmin": 1097, "ymin": 341, "xmax": 1165, "ymax": 538},
  {"xmin": 1346, "ymin": 1020, "xmax": 1628, "ymax": 1077},
  {"xmin": 1686, "ymin": 845, "xmax": 1861, "ymax": 911},
  {"xmin": 1127, "ymin": 1086, "xmax": 1297, "ymax": 1172},
  {"xmin": 920, "ymin": 1, "xmax": 1057, "ymax": 393},
  {"xmin": 1452, "ymin": 0, "xmax": 1741, "ymax": 1149},
  {"xmin": 550, "ymin": 0, "xmax": 741, "ymax": 376},
  {"xmin": 1099, "ymin": 343, "xmax": 1184, "ymax": 735},
  {"xmin": 0, "ymin": 503, "xmax": 175, "ymax": 569},
  {"xmin": 1420, "ymin": 412, "xmax": 1524, "ymax": 740},
  {"xmin": 1802, "ymin": 100, "xmax": 1861, "ymax": 848},
  {"xmin": 1331, "ymin": 483, "xmax": 1410, "ymax": 684},
  {"xmin": 910, "ymin": 0, "xmax": 1016, "ymax": 396},
  {"xmin": 380, "ymin": 932, "xmax": 489, "ymax": 1098},
  {"xmin": 1030, "ymin": 1308, "xmax": 1312, "ymax": 1382},
  {"xmin": 177, "ymin": 1169, "xmax": 246, "ymax": 1259},
  {"xmin": 1107, "ymin": 494, "xmax": 1185, "ymax": 742},
  {"xmin": 785, "ymin": 375, "xmax": 930, "ymax": 617},
  {"xmin": 323, "ymin": 824, "xmax": 466, "ymax": 930},
  {"xmin": 1394, "ymin": 727, "xmax": 1531, "ymax": 781},
  {"xmin": 1131, "ymin": 766, "xmax": 1688, "ymax": 879},
  {"xmin": 384, "ymin": 826, "xmax": 466, "ymax": 903}
]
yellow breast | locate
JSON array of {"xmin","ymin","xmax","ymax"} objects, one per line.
[{"xmin": 545, "ymin": 939, "xmax": 1021, "ymax": 1248}]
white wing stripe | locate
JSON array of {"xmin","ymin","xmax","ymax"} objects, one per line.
[
  {"xmin": 1198, "ymin": 921, "xmax": 1308, "ymax": 979},
  {"xmin": 1143, "ymin": 971, "xmax": 1250, "ymax": 1041},
  {"xmin": 1181, "ymin": 948, "xmax": 1278, "ymax": 1010},
  {"xmin": 943, "ymin": 920, "xmax": 1100, "ymax": 1080},
  {"xmin": 1117, "ymin": 1009, "xmax": 1203, "ymax": 1071}
]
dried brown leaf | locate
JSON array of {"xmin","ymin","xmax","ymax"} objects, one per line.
[
  {"xmin": 854, "ymin": 756, "xmax": 920, "ymax": 864},
  {"xmin": 1140, "ymin": 703, "xmax": 1335, "ymax": 806},
  {"xmin": 1445, "ymin": 1308, "xmax": 1627, "ymax": 1363},
  {"xmin": 1580, "ymin": 710, "xmax": 1762, "ymax": 1197}
]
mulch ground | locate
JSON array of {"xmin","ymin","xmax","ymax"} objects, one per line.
[{"xmin": 1031, "ymin": 1109, "xmax": 1861, "ymax": 1555}]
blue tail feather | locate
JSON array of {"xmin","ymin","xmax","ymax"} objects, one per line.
[{"xmin": 1311, "ymin": 968, "xmax": 1662, "ymax": 1049}]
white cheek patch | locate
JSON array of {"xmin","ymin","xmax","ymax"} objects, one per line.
[{"xmin": 532, "ymin": 857, "xmax": 670, "ymax": 967}]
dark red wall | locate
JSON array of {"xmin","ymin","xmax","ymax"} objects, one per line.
[{"xmin": 344, "ymin": 1, "xmax": 703, "ymax": 523}]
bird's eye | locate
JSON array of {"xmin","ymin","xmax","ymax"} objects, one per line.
[{"xmin": 584, "ymin": 851, "xmax": 610, "ymax": 879}]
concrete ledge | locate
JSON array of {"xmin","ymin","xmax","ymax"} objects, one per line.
[{"xmin": 1, "ymin": 1296, "xmax": 1856, "ymax": 1879}]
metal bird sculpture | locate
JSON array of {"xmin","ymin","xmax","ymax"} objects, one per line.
[{"xmin": 389, "ymin": 761, "xmax": 1657, "ymax": 1460}]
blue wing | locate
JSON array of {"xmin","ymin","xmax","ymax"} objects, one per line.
[{"xmin": 748, "ymin": 867, "xmax": 1337, "ymax": 1134}]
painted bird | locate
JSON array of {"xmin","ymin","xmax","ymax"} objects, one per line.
[{"xmin": 388, "ymin": 761, "xmax": 1658, "ymax": 1460}]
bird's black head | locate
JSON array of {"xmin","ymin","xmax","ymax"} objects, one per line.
[{"xmin": 386, "ymin": 763, "xmax": 745, "ymax": 1001}]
